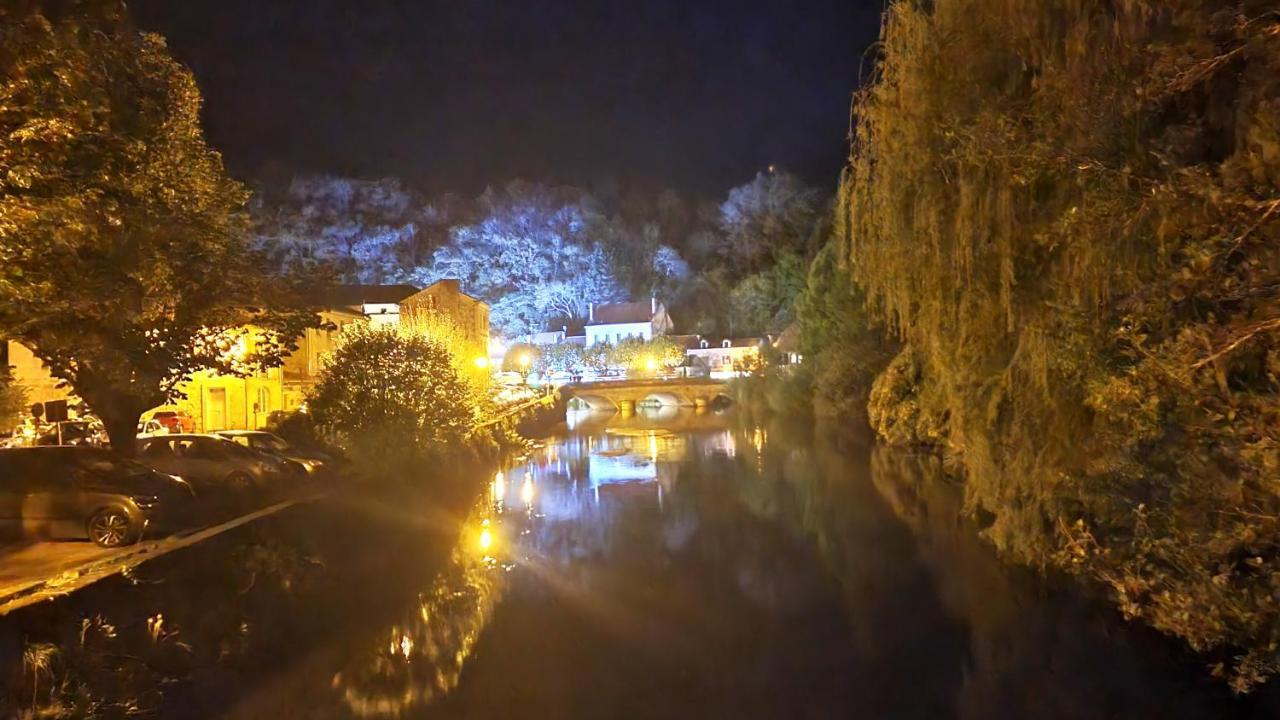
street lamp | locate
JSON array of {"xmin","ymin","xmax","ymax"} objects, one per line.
[
  {"xmin": 474, "ymin": 356, "xmax": 489, "ymax": 369},
  {"xmin": 518, "ymin": 352, "xmax": 532, "ymax": 386}
]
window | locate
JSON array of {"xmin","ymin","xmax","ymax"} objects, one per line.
[
  {"xmin": 721, "ymin": 340, "xmax": 731, "ymax": 349},
  {"xmin": 699, "ymin": 339, "xmax": 709, "ymax": 349}
]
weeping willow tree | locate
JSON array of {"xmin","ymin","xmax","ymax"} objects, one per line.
[{"xmin": 844, "ymin": 0, "xmax": 1280, "ymax": 689}]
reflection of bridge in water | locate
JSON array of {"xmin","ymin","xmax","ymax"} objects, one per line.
[{"xmin": 560, "ymin": 378, "xmax": 733, "ymax": 412}]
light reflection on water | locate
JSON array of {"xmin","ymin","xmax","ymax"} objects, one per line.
[{"xmin": 335, "ymin": 406, "xmax": 1249, "ymax": 719}]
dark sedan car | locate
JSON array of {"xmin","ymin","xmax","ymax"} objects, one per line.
[
  {"xmin": 136, "ymin": 434, "xmax": 294, "ymax": 493},
  {"xmin": 0, "ymin": 446, "xmax": 194, "ymax": 547},
  {"xmin": 214, "ymin": 430, "xmax": 332, "ymax": 477}
]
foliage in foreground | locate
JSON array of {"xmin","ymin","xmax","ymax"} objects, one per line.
[
  {"xmin": 794, "ymin": 238, "xmax": 895, "ymax": 419},
  {"xmin": 0, "ymin": 3, "xmax": 314, "ymax": 453},
  {"xmin": 308, "ymin": 326, "xmax": 476, "ymax": 474},
  {"xmin": 844, "ymin": 0, "xmax": 1280, "ymax": 689},
  {"xmin": 0, "ymin": 371, "xmax": 25, "ymax": 434}
]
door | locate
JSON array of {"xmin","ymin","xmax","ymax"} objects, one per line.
[
  {"xmin": 22, "ymin": 460, "xmax": 75, "ymax": 539},
  {"xmin": 173, "ymin": 437, "xmax": 230, "ymax": 485},
  {"xmin": 206, "ymin": 388, "xmax": 227, "ymax": 431}
]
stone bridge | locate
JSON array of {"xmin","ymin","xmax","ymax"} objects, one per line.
[{"xmin": 560, "ymin": 378, "xmax": 732, "ymax": 412}]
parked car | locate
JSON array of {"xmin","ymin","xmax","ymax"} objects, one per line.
[
  {"xmin": 35, "ymin": 420, "xmax": 105, "ymax": 447},
  {"xmin": 213, "ymin": 430, "xmax": 332, "ymax": 477},
  {"xmin": 0, "ymin": 446, "xmax": 194, "ymax": 547},
  {"xmin": 144, "ymin": 409, "xmax": 195, "ymax": 434},
  {"xmin": 137, "ymin": 419, "xmax": 168, "ymax": 437},
  {"xmin": 136, "ymin": 434, "xmax": 293, "ymax": 496}
]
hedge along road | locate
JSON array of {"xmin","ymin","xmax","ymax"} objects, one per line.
[{"xmin": 0, "ymin": 493, "xmax": 324, "ymax": 616}]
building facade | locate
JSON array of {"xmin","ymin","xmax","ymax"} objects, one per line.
[
  {"xmin": 400, "ymin": 279, "xmax": 491, "ymax": 356},
  {"xmin": 584, "ymin": 299, "xmax": 673, "ymax": 346}
]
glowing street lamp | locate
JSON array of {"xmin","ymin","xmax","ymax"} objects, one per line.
[
  {"xmin": 474, "ymin": 356, "xmax": 490, "ymax": 369},
  {"xmin": 518, "ymin": 352, "xmax": 532, "ymax": 386}
]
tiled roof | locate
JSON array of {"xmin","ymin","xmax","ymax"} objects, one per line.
[
  {"xmin": 589, "ymin": 301, "xmax": 653, "ymax": 325},
  {"xmin": 319, "ymin": 284, "xmax": 420, "ymax": 307}
]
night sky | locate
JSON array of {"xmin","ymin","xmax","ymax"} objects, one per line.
[{"xmin": 127, "ymin": 0, "xmax": 884, "ymax": 196}]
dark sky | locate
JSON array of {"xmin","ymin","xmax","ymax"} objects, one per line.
[{"xmin": 127, "ymin": 0, "xmax": 884, "ymax": 197}]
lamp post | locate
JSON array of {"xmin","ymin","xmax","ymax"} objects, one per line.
[{"xmin": 518, "ymin": 352, "xmax": 531, "ymax": 386}]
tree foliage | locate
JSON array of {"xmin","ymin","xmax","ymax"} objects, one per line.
[
  {"xmin": 843, "ymin": 0, "xmax": 1280, "ymax": 688},
  {"xmin": 0, "ymin": 370, "xmax": 25, "ymax": 433},
  {"xmin": 252, "ymin": 172, "xmax": 828, "ymax": 339},
  {"xmin": 795, "ymin": 239, "xmax": 895, "ymax": 419},
  {"xmin": 0, "ymin": 3, "xmax": 314, "ymax": 453},
  {"xmin": 308, "ymin": 325, "xmax": 474, "ymax": 457}
]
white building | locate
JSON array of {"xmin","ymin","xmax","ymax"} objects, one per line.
[
  {"xmin": 584, "ymin": 299, "xmax": 673, "ymax": 346},
  {"xmin": 685, "ymin": 337, "xmax": 768, "ymax": 378},
  {"xmin": 321, "ymin": 284, "xmax": 421, "ymax": 327}
]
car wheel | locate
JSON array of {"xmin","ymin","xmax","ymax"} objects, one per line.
[
  {"xmin": 226, "ymin": 471, "xmax": 255, "ymax": 493},
  {"xmin": 88, "ymin": 508, "xmax": 138, "ymax": 548}
]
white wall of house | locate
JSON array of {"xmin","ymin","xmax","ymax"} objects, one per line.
[
  {"xmin": 585, "ymin": 321, "xmax": 653, "ymax": 346},
  {"xmin": 361, "ymin": 302, "xmax": 402, "ymax": 327}
]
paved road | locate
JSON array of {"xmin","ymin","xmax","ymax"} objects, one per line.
[{"xmin": 0, "ymin": 541, "xmax": 114, "ymax": 599}]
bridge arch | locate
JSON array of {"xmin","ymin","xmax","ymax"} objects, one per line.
[
  {"xmin": 639, "ymin": 392, "xmax": 689, "ymax": 407},
  {"xmin": 567, "ymin": 395, "xmax": 616, "ymax": 411}
]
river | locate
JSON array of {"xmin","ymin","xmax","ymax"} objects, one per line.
[{"xmin": 1, "ymin": 407, "xmax": 1273, "ymax": 718}]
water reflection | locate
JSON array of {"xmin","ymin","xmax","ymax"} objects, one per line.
[
  {"xmin": 333, "ymin": 493, "xmax": 510, "ymax": 717},
  {"xmin": 338, "ymin": 408, "xmax": 1264, "ymax": 719}
]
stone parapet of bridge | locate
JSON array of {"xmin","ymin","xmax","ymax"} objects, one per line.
[{"xmin": 560, "ymin": 378, "xmax": 731, "ymax": 411}]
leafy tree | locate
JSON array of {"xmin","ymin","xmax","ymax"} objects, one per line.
[
  {"xmin": 500, "ymin": 343, "xmax": 539, "ymax": 378},
  {"xmin": 253, "ymin": 175, "xmax": 433, "ymax": 284},
  {"xmin": 717, "ymin": 170, "xmax": 825, "ymax": 278},
  {"xmin": 845, "ymin": 0, "xmax": 1280, "ymax": 688},
  {"xmin": 0, "ymin": 370, "xmax": 25, "ymax": 433},
  {"xmin": 308, "ymin": 325, "xmax": 474, "ymax": 457},
  {"xmin": 795, "ymin": 239, "xmax": 894, "ymax": 419},
  {"xmin": 0, "ymin": 4, "xmax": 315, "ymax": 454},
  {"xmin": 534, "ymin": 342, "xmax": 585, "ymax": 376},
  {"xmin": 417, "ymin": 182, "xmax": 627, "ymax": 336},
  {"xmin": 605, "ymin": 336, "xmax": 685, "ymax": 375}
]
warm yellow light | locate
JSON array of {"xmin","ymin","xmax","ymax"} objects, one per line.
[
  {"xmin": 475, "ymin": 356, "xmax": 490, "ymax": 369},
  {"xmin": 519, "ymin": 353, "xmax": 531, "ymax": 368},
  {"xmin": 478, "ymin": 527, "xmax": 493, "ymax": 551},
  {"xmin": 492, "ymin": 471, "xmax": 506, "ymax": 501},
  {"xmin": 520, "ymin": 478, "xmax": 534, "ymax": 505},
  {"xmin": 645, "ymin": 358, "xmax": 657, "ymax": 371}
]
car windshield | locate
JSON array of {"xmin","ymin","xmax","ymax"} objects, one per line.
[{"xmin": 221, "ymin": 440, "xmax": 260, "ymax": 458}]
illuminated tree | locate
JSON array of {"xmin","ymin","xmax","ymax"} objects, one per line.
[
  {"xmin": 253, "ymin": 175, "xmax": 432, "ymax": 283},
  {"xmin": 308, "ymin": 325, "xmax": 474, "ymax": 455},
  {"xmin": 845, "ymin": 0, "xmax": 1280, "ymax": 688},
  {"xmin": 717, "ymin": 170, "xmax": 824, "ymax": 278},
  {"xmin": 415, "ymin": 182, "xmax": 627, "ymax": 336},
  {"xmin": 0, "ymin": 4, "xmax": 315, "ymax": 454},
  {"xmin": 500, "ymin": 343, "xmax": 539, "ymax": 383},
  {"xmin": 0, "ymin": 371, "xmax": 25, "ymax": 433}
]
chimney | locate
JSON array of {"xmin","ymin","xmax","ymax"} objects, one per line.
[
  {"xmin": 651, "ymin": 296, "xmax": 657, "ymax": 315},
  {"xmin": 588, "ymin": 302, "xmax": 594, "ymax": 322}
]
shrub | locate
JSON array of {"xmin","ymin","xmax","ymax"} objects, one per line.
[{"xmin": 308, "ymin": 326, "xmax": 475, "ymax": 473}]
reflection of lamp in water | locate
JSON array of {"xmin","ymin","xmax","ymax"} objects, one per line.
[
  {"xmin": 520, "ymin": 477, "xmax": 535, "ymax": 506},
  {"xmin": 478, "ymin": 526, "xmax": 493, "ymax": 552},
  {"xmin": 492, "ymin": 471, "xmax": 506, "ymax": 503}
]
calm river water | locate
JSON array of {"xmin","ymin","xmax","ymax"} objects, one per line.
[{"xmin": 2, "ymin": 407, "xmax": 1274, "ymax": 718}]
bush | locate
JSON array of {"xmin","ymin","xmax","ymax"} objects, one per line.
[{"xmin": 308, "ymin": 326, "xmax": 476, "ymax": 475}]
